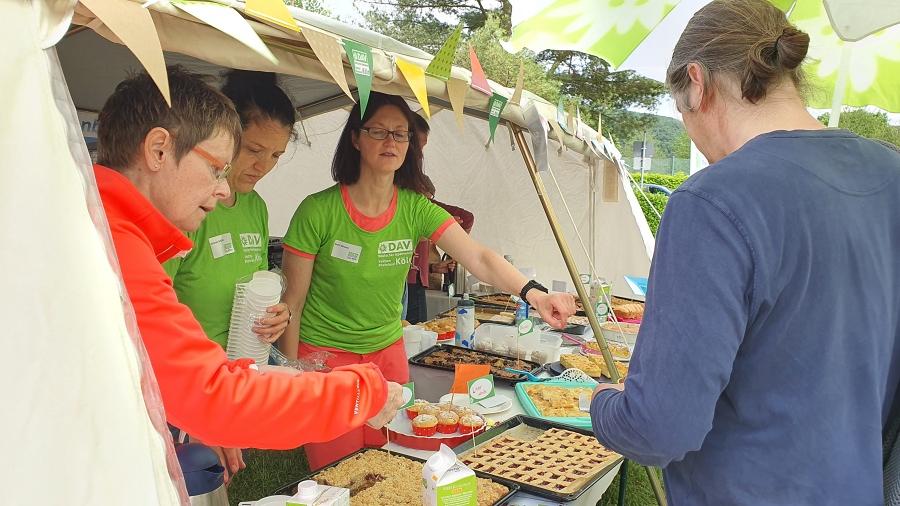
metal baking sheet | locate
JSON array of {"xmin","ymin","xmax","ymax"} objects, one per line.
[
  {"xmin": 270, "ymin": 447, "xmax": 520, "ymax": 506},
  {"xmin": 438, "ymin": 305, "xmax": 517, "ymax": 326},
  {"xmin": 408, "ymin": 343, "xmax": 543, "ymax": 384},
  {"xmin": 452, "ymin": 415, "xmax": 623, "ymax": 502}
]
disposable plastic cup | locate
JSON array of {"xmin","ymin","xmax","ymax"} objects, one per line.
[
  {"xmin": 404, "ymin": 339, "xmax": 421, "ymax": 358},
  {"xmin": 253, "ymin": 271, "xmax": 281, "ymax": 283},
  {"xmin": 421, "ymin": 330, "xmax": 438, "ymax": 350}
]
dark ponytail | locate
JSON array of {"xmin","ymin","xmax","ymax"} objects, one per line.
[{"xmin": 221, "ymin": 70, "xmax": 297, "ymax": 137}]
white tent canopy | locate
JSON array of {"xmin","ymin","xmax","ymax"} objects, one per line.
[{"xmin": 2, "ymin": 0, "xmax": 653, "ymax": 503}]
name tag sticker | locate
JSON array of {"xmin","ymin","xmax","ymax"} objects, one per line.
[
  {"xmin": 209, "ymin": 233, "xmax": 235, "ymax": 259},
  {"xmin": 331, "ymin": 240, "xmax": 362, "ymax": 264}
]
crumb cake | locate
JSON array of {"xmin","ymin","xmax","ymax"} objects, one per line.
[
  {"xmin": 313, "ymin": 450, "xmax": 508, "ymax": 506},
  {"xmin": 523, "ymin": 384, "xmax": 593, "ymax": 417},
  {"xmin": 418, "ymin": 347, "xmax": 537, "ymax": 380},
  {"xmin": 460, "ymin": 428, "xmax": 619, "ymax": 495}
]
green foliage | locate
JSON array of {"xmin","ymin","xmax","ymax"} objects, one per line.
[
  {"xmin": 635, "ymin": 191, "xmax": 669, "ymax": 236},
  {"xmin": 535, "ymin": 51, "xmax": 668, "ymax": 147},
  {"xmin": 618, "ymin": 113, "xmax": 685, "ymax": 158},
  {"xmin": 818, "ymin": 109, "xmax": 900, "ymax": 145},
  {"xmin": 672, "ymin": 131, "xmax": 692, "ymax": 159},
  {"xmin": 642, "ymin": 172, "xmax": 689, "ymax": 190},
  {"xmin": 284, "ymin": 0, "xmax": 330, "ymax": 16}
]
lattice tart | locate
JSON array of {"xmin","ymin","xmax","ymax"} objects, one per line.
[
  {"xmin": 460, "ymin": 428, "xmax": 619, "ymax": 494},
  {"xmin": 313, "ymin": 450, "xmax": 508, "ymax": 506}
]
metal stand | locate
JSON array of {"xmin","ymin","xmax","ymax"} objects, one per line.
[
  {"xmin": 617, "ymin": 459, "xmax": 629, "ymax": 506},
  {"xmin": 510, "ymin": 124, "xmax": 667, "ymax": 506}
]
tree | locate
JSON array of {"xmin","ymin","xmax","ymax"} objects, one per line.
[
  {"xmin": 672, "ymin": 131, "xmax": 692, "ymax": 159},
  {"xmin": 284, "ymin": 0, "xmax": 331, "ymax": 16},
  {"xmin": 818, "ymin": 109, "xmax": 900, "ymax": 145},
  {"xmin": 535, "ymin": 51, "xmax": 668, "ymax": 147},
  {"xmin": 361, "ymin": 1, "xmax": 669, "ymax": 147}
]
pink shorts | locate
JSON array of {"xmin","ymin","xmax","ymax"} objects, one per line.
[{"xmin": 298, "ymin": 339, "xmax": 409, "ymax": 471}]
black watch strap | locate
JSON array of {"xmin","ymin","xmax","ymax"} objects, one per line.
[{"xmin": 519, "ymin": 280, "xmax": 548, "ymax": 303}]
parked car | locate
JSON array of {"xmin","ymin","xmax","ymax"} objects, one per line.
[{"xmin": 641, "ymin": 183, "xmax": 672, "ymax": 196}]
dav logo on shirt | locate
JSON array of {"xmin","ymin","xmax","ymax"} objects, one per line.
[
  {"xmin": 239, "ymin": 233, "xmax": 263, "ymax": 250},
  {"xmin": 377, "ymin": 239, "xmax": 414, "ymax": 267}
]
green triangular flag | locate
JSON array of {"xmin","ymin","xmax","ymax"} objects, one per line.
[
  {"xmin": 425, "ymin": 23, "xmax": 463, "ymax": 82},
  {"xmin": 343, "ymin": 39, "xmax": 373, "ymax": 118},
  {"xmin": 557, "ymin": 97, "xmax": 571, "ymax": 135},
  {"xmin": 488, "ymin": 93, "xmax": 509, "ymax": 142}
]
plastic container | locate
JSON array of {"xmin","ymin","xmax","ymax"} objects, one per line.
[
  {"xmin": 403, "ymin": 325, "xmax": 424, "ymax": 357},
  {"xmin": 473, "ymin": 324, "xmax": 562, "ymax": 364},
  {"xmin": 599, "ymin": 322, "xmax": 640, "ymax": 348},
  {"xmin": 455, "ymin": 294, "xmax": 476, "ymax": 349}
]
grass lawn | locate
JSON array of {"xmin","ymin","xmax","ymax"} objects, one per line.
[{"xmin": 226, "ymin": 449, "xmax": 664, "ymax": 506}]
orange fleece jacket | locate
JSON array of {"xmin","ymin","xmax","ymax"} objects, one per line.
[{"xmin": 94, "ymin": 165, "xmax": 388, "ymax": 448}]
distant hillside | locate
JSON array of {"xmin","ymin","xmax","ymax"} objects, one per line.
[{"xmin": 618, "ymin": 112, "xmax": 686, "ymax": 158}]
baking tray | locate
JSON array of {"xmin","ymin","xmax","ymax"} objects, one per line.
[
  {"xmin": 514, "ymin": 381, "xmax": 596, "ymax": 429},
  {"xmin": 470, "ymin": 292, "xmax": 518, "ymax": 310},
  {"xmin": 535, "ymin": 317, "xmax": 589, "ymax": 335},
  {"xmin": 270, "ymin": 447, "xmax": 520, "ymax": 506},
  {"xmin": 452, "ymin": 415, "xmax": 623, "ymax": 502},
  {"xmin": 408, "ymin": 343, "xmax": 543, "ymax": 384},
  {"xmin": 438, "ymin": 305, "xmax": 517, "ymax": 326}
]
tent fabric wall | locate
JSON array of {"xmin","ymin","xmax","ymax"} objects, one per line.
[
  {"xmin": 0, "ymin": 1, "xmax": 180, "ymax": 503},
  {"xmin": 257, "ymin": 109, "xmax": 651, "ymax": 295}
]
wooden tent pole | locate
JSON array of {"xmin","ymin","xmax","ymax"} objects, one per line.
[{"xmin": 509, "ymin": 123, "xmax": 667, "ymax": 506}]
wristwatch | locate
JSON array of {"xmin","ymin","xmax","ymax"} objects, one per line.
[{"xmin": 519, "ymin": 280, "xmax": 549, "ymax": 303}]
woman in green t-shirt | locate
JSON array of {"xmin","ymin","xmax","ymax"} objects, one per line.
[
  {"xmin": 279, "ymin": 91, "xmax": 577, "ymax": 470},
  {"xmin": 164, "ymin": 70, "xmax": 296, "ymax": 480}
]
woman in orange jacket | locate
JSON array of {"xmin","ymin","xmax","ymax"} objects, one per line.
[{"xmin": 93, "ymin": 65, "xmax": 404, "ymax": 453}]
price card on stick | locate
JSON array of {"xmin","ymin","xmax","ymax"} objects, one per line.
[
  {"xmin": 467, "ymin": 374, "xmax": 496, "ymax": 405},
  {"xmin": 398, "ymin": 382, "xmax": 415, "ymax": 410}
]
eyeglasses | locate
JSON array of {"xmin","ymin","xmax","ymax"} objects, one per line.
[
  {"xmin": 359, "ymin": 127, "xmax": 414, "ymax": 143},
  {"xmin": 170, "ymin": 132, "xmax": 232, "ymax": 181},
  {"xmin": 191, "ymin": 144, "xmax": 233, "ymax": 182}
]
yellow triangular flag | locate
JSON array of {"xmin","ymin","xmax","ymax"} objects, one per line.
[
  {"xmin": 244, "ymin": 0, "xmax": 300, "ymax": 32},
  {"xmin": 447, "ymin": 78, "xmax": 468, "ymax": 133},
  {"xmin": 510, "ymin": 60, "xmax": 524, "ymax": 105},
  {"xmin": 303, "ymin": 29, "xmax": 354, "ymax": 101},
  {"xmin": 396, "ymin": 58, "xmax": 430, "ymax": 119},
  {"xmin": 80, "ymin": 0, "xmax": 169, "ymax": 105}
]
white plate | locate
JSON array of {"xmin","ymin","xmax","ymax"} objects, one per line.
[{"xmin": 437, "ymin": 393, "xmax": 513, "ymax": 415}]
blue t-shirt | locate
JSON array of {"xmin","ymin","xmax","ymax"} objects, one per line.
[{"xmin": 591, "ymin": 130, "xmax": 900, "ymax": 505}]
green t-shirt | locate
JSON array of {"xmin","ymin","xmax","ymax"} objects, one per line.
[
  {"xmin": 163, "ymin": 191, "xmax": 269, "ymax": 348},
  {"xmin": 283, "ymin": 184, "xmax": 452, "ymax": 354}
]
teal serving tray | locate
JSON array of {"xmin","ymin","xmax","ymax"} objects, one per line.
[{"xmin": 514, "ymin": 381, "xmax": 596, "ymax": 429}]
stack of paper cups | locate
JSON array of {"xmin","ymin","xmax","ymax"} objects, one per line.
[
  {"xmin": 226, "ymin": 272, "xmax": 282, "ymax": 364},
  {"xmin": 403, "ymin": 325, "xmax": 424, "ymax": 358}
]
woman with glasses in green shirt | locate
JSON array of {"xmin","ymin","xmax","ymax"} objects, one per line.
[{"xmin": 279, "ymin": 91, "xmax": 576, "ymax": 470}]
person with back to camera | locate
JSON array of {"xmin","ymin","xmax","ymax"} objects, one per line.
[
  {"xmin": 93, "ymin": 65, "xmax": 405, "ymax": 465},
  {"xmin": 163, "ymin": 70, "xmax": 298, "ymax": 482},
  {"xmin": 589, "ymin": 0, "xmax": 900, "ymax": 504},
  {"xmin": 278, "ymin": 91, "xmax": 575, "ymax": 470}
]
